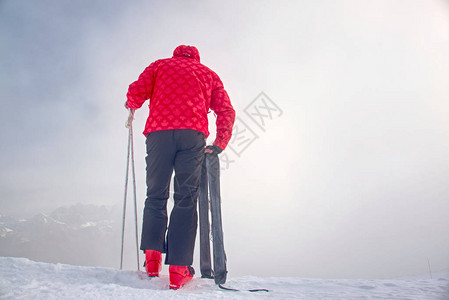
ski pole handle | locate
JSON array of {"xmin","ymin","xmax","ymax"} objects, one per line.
[{"xmin": 125, "ymin": 109, "xmax": 135, "ymax": 128}]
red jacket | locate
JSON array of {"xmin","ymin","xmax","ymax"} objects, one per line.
[{"xmin": 126, "ymin": 45, "xmax": 235, "ymax": 150}]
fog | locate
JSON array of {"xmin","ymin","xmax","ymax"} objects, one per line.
[{"xmin": 1, "ymin": 0, "xmax": 448, "ymax": 279}]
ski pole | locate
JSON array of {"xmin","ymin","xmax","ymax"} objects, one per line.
[
  {"xmin": 129, "ymin": 113, "xmax": 140, "ymax": 271},
  {"xmin": 120, "ymin": 109, "xmax": 140, "ymax": 271}
]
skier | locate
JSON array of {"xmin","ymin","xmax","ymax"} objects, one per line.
[{"xmin": 125, "ymin": 45, "xmax": 235, "ymax": 289}]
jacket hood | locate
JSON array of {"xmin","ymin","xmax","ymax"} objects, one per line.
[{"xmin": 173, "ymin": 45, "xmax": 200, "ymax": 62}]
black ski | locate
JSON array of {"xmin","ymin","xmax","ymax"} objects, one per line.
[
  {"xmin": 198, "ymin": 155, "xmax": 213, "ymax": 279},
  {"xmin": 198, "ymin": 153, "xmax": 269, "ymax": 292},
  {"xmin": 198, "ymin": 153, "xmax": 227, "ymax": 284},
  {"xmin": 218, "ymin": 284, "xmax": 269, "ymax": 292}
]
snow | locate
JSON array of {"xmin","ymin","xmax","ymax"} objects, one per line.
[
  {"xmin": 0, "ymin": 228, "xmax": 13, "ymax": 238},
  {"xmin": 0, "ymin": 257, "xmax": 448, "ymax": 299},
  {"xmin": 80, "ymin": 222, "xmax": 97, "ymax": 228}
]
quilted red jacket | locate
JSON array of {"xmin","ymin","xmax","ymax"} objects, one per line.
[{"xmin": 126, "ymin": 45, "xmax": 235, "ymax": 150}]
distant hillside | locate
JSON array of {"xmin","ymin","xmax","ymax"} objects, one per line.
[{"xmin": 0, "ymin": 204, "xmax": 128, "ymax": 268}]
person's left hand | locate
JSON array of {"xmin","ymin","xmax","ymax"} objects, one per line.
[{"xmin": 205, "ymin": 145, "xmax": 223, "ymax": 155}]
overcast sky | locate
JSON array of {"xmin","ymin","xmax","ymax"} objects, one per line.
[{"xmin": 1, "ymin": 0, "xmax": 448, "ymax": 279}]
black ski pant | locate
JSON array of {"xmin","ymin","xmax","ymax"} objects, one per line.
[{"xmin": 140, "ymin": 129, "xmax": 205, "ymax": 266}]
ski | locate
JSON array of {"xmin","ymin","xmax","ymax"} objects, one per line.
[
  {"xmin": 198, "ymin": 155, "xmax": 213, "ymax": 278},
  {"xmin": 218, "ymin": 284, "xmax": 269, "ymax": 292},
  {"xmin": 198, "ymin": 153, "xmax": 227, "ymax": 284},
  {"xmin": 198, "ymin": 153, "xmax": 269, "ymax": 292}
]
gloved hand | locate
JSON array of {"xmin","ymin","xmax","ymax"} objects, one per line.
[{"xmin": 205, "ymin": 145, "xmax": 223, "ymax": 155}]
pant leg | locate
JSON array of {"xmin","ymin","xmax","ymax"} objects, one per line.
[
  {"xmin": 165, "ymin": 129, "xmax": 205, "ymax": 265},
  {"xmin": 140, "ymin": 130, "xmax": 176, "ymax": 252}
]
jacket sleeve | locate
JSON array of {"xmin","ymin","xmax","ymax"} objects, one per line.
[
  {"xmin": 210, "ymin": 78, "xmax": 236, "ymax": 150},
  {"xmin": 126, "ymin": 62, "xmax": 157, "ymax": 109}
]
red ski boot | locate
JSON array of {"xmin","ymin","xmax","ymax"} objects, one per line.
[
  {"xmin": 144, "ymin": 250, "xmax": 162, "ymax": 277},
  {"xmin": 169, "ymin": 265, "xmax": 195, "ymax": 289}
]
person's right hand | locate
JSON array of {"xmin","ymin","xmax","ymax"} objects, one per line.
[
  {"xmin": 124, "ymin": 101, "xmax": 129, "ymax": 109},
  {"xmin": 205, "ymin": 145, "xmax": 223, "ymax": 155}
]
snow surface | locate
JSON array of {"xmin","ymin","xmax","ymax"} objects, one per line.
[{"xmin": 0, "ymin": 257, "xmax": 448, "ymax": 300}]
